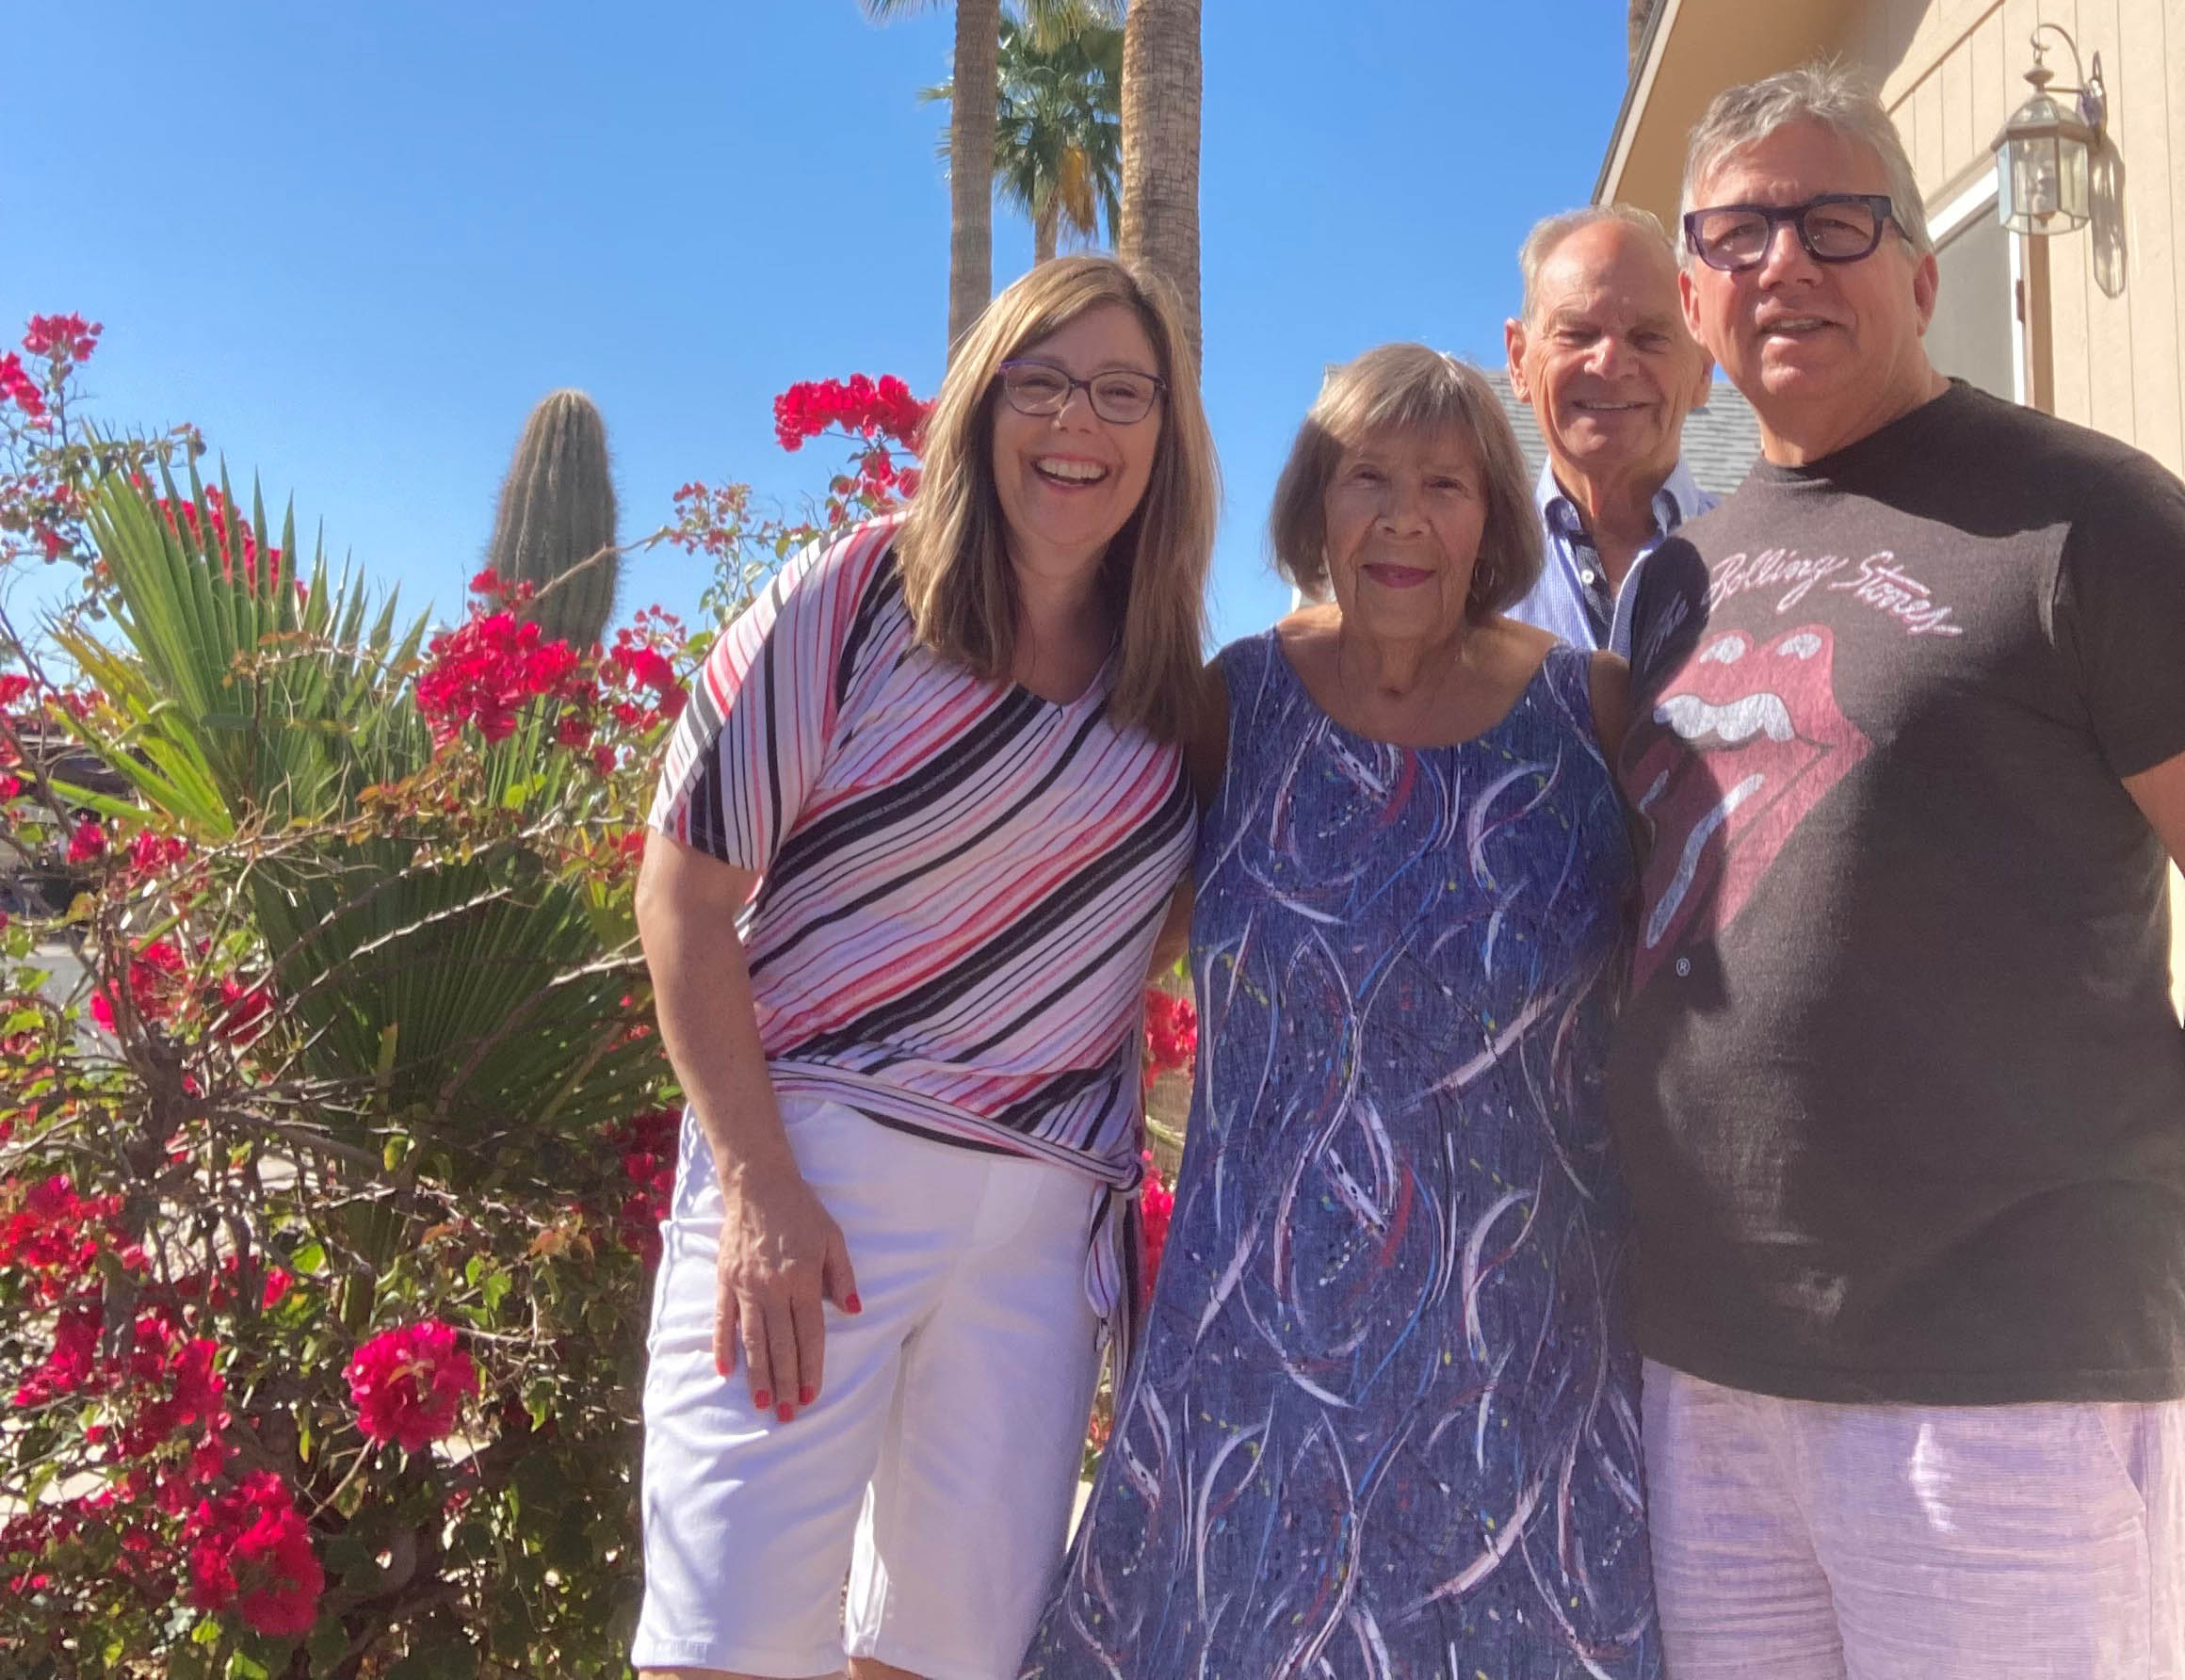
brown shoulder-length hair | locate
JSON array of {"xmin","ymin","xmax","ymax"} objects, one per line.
[
  {"xmin": 1269, "ymin": 344, "xmax": 1541, "ymax": 620},
  {"xmin": 893, "ymin": 254, "xmax": 1220, "ymax": 746}
]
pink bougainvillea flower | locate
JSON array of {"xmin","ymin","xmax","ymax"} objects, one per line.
[
  {"xmin": 65, "ymin": 819, "xmax": 105, "ymax": 864},
  {"xmin": 346, "ymin": 1319, "xmax": 480, "ymax": 1451},
  {"xmin": 124, "ymin": 829, "xmax": 188, "ymax": 878},
  {"xmin": 184, "ymin": 1472, "xmax": 322, "ymax": 1636},
  {"xmin": 1139, "ymin": 1150, "xmax": 1174, "ymax": 1306},
  {"xmin": 1142, "ymin": 990, "xmax": 1198, "ymax": 1088},
  {"xmin": 414, "ymin": 610, "xmax": 593, "ymax": 751},
  {"xmin": 211, "ymin": 976, "xmax": 272, "ymax": 1042},
  {"xmin": 21, "ymin": 315, "xmax": 100, "ymax": 362}
]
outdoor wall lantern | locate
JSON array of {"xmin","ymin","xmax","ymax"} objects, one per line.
[{"xmin": 1991, "ymin": 24, "xmax": 2106, "ymax": 236}]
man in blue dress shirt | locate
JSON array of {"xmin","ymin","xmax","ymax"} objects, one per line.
[{"xmin": 1503, "ymin": 205, "xmax": 1716, "ymax": 655}]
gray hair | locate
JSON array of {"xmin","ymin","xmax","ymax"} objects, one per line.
[
  {"xmin": 1680, "ymin": 63, "xmax": 1932, "ymax": 258},
  {"xmin": 1269, "ymin": 344, "xmax": 1542, "ymax": 619},
  {"xmin": 1519, "ymin": 203, "xmax": 1677, "ymax": 320}
]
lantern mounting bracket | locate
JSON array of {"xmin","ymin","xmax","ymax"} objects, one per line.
[{"xmin": 2028, "ymin": 23, "xmax": 2106, "ymax": 140}]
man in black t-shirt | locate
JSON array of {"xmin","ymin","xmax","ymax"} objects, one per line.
[{"xmin": 1614, "ymin": 65, "xmax": 2185, "ymax": 1678}]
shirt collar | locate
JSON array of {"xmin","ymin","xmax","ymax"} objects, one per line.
[{"xmin": 1534, "ymin": 458, "xmax": 1707, "ymax": 544}]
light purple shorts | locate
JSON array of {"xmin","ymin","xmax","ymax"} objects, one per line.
[{"xmin": 1644, "ymin": 1358, "xmax": 2185, "ymax": 1679}]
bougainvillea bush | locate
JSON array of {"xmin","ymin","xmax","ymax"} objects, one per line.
[{"xmin": 0, "ymin": 325, "xmax": 1185, "ymax": 1678}]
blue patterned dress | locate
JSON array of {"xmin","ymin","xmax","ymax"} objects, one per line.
[{"xmin": 1023, "ymin": 633, "xmax": 1658, "ymax": 1680}]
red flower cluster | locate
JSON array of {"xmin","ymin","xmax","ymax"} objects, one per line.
[
  {"xmin": 154, "ymin": 486, "xmax": 283, "ymax": 593},
  {"xmin": 125, "ymin": 829, "xmax": 189, "ymax": 878},
  {"xmin": 66, "ymin": 818, "xmax": 105, "ymax": 864},
  {"xmin": 602, "ymin": 1107, "xmax": 678, "ymax": 1267},
  {"xmin": 773, "ymin": 374, "xmax": 928, "ymax": 454},
  {"xmin": 601, "ymin": 616, "xmax": 688, "ymax": 735},
  {"xmin": 89, "ymin": 938, "xmax": 187, "ymax": 1033},
  {"xmin": 0, "ymin": 351, "xmax": 44, "ymax": 421},
  {"xmin": 22, "ymin": 314, "xmax": 100, "ymax": 363},
  {"xmin": 1142, "ymin": 990, "xmax": 1198, "ymax": 1088},
  {"xmin": 81, "ymin": 935, "xmax": 268, "ymax": 1045},
  {"xmin": 414, "ymin": 598, "xmax": 686, "ymax": 767},
  {"xmin": 345, "ymin": 1319, "xmax": 480, "ymax": 1452},
  {"xmin": 414, "ymin": 611, "xmax": 587, "ymax": 750},
  {"xmin": 184, "ymin": 1472, "xmax": 322, "ymax": 1638},
  {"xmin": 1139, "ymin": 1150, "xmax": 1174, "ymax": 1306},
  {"xmin": 0, "ymin": 1175, "xmax": 123, "ymax": 1306}
]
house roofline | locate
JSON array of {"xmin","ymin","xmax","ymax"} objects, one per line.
[{"xmin": 1595, "ymin": 0, "xmax": 1682, "ymax": 205}]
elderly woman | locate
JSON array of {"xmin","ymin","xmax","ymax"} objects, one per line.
[
  {"xmin": 632, "ymin": 254, "xmax": 1218, "ymax": 1680},
  {"xmin": 1023, "ymin": 345, "xmax": 1659, "ymax": 1678}
]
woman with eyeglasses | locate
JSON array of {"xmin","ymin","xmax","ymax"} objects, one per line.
[
  {"xmin": 1022, "ymin": 345, "xmax": 1659, "ymax": 1679},
  {"xmin": 630, "ymin": 254, "xmax": 1219, "ymax": 1680}
]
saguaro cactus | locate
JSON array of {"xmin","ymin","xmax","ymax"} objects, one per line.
[{"xmin": 485, "ymin": 390, "xmax": 619, "ymax": 649}]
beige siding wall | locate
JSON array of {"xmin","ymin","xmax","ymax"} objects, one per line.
[{"xmin": 1847, "ymin": 0, "xmax": 2185, "ymax": 1011}]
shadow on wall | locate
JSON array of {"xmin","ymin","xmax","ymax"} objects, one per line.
[{"xmin": 2091, "ymin": 139, "xmax": 2128, "ymax": 299}]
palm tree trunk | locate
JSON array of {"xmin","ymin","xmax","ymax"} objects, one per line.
[
  {"xmin": 948, "ymin": 0, "xmax": 1000, "ymax": 360},
  {"xmin": 1118, "ymin": 0, "xmax": 1203, "ymax": 370},
  {"xmin": 1034, "ymin": 196, "xmax": 1060, "ymax": 264}
]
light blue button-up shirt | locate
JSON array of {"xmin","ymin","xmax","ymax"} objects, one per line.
[{"xmin": 1502, "ymin": 459, "xmax": 1715, "ymax": 656}]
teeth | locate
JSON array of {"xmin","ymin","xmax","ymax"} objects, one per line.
[
  {"xmin": 1035, "ymin": 459, "xmax": 1106, "ymax": 483},
  {"xmin": 1658, "ymin": 691, "xmax": 1795, "ymax": 746}
]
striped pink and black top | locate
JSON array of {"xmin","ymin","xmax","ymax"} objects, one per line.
[{"xmin": 650, "ymin": 517, "xmax": 1194, "ymax": 1197}]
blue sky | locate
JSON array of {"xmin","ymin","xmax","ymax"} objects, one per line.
[{"xmin": 4, "ymin": 1, "xmax": 1635, "ymax": 647}]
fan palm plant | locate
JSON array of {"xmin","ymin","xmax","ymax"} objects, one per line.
[
  {"xmin": 925, "ymin": 12, "xmax": 1122, "ymax": 263},
  {"xmin": 57, "ymin": 465, "xmax": 661, "ymax": 1192}
]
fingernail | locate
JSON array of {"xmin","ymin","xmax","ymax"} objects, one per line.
[
  {"xmin": 845, "ymin": 1292, "xmax": 862, "ymax": 1315},
  {"xmin": 799, "ymin": 1385, "xmax": 816, "ymax": 1405},
  {"xmin": 775, "ymin": 1402, "xmax": 795, "ymax": 1423},
  {"xmin": 715, "ymin": 1357, "xmax": 729, "ymax": 1378},
  {"xmin": 753, "ymin": 1389, "xmax": 771, "ymax": 1410}
]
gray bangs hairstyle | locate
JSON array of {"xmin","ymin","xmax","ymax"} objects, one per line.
[
  {"xmin": 1680, "ymin": 63, "xmax": 1933, "ymax": 258},
  {"xmin": 1519, "ymin": 203, "xmax": 1675, "ymax": 321},
  {"xmin": 894, "ymin": 253, "xmax": 1220, "ymax": 747},
  {"xmin": 1269, "ymin": 344, "xmax": 1541, "ymax": 619}
]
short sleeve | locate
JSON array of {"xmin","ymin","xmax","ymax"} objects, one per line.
[
  {"xmin": 1622, "ymin": 534, "xmax": 1711, "ymax": 703},
  {"xmin": 648, "ymin": 521, "xmax": 896, "ymax": 873},
  {"xmin": 2052, "ymin": 454, "xmax": 2185, "ymax": 778}
]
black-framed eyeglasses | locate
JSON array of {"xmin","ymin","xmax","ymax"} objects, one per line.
[
  {"xmin": 996, "ymin": 359, "xmax": 1167, "ymax": 425},
  {"xmin": 1682, "ymin": 194, "xmax": 1900, "ymax": 272}
]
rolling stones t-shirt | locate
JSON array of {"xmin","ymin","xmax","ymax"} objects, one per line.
[{"xmin": 1610, "ymin": 381, "xmax": 2185, "ymax": 1403}]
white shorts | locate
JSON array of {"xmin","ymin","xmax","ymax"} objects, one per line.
[
  {"xmin": 632, "ymin": 1095, "xmax": 1102, "ymax": 1679},
  {"xmin": 1644, "ymin": 1359, "xmax": 2185, "ymax": 1679}
]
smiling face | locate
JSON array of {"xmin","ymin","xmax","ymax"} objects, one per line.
[
  {"xmin": 1507, "ymin": 218, "xmax": 1711, "ymax": 494},
  {"xmin": 1321, "ymin": 425, "xmax": 1489, "ymax": 649},
  {"xmin": 989, "ymin": 302, "xmax": 1164, "ymax": 585},
  {"xmin": 1680, "ymin": 119, "xmax": 1942, "ymax": 462}
]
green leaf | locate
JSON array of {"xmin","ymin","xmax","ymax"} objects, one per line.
[
  {"xmin": 290, "ymin": 1239, "xmax": 327, "ymax": 1275},
  {"xmin": 306, "ymin": 1618, "xmax": 348, "ymax": 1670}
]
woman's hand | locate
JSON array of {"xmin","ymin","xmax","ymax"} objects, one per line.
[{"xmin": 715, "ymin": 1160, "xmax": 860, "ymax": 1421}]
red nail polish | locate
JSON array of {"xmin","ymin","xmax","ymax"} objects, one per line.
[
  {"xmin": 716, "ymin": 1357, "xmax": 729, "ymax": 1378},
  {"xmin": 845, "ymin": 1292, "xmax": 862, "ymax": 1315},
  {"xmin": 800, "ymin": 1385, "xmax": 816, "ymax": 1405},
  {"xmin": 753, "ymin": 1389, "xmax": 772, "ymax": 1410},
  {"xmin": 776, "ymin": 1402, "xmax": 795, "ymax": 1423}
]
